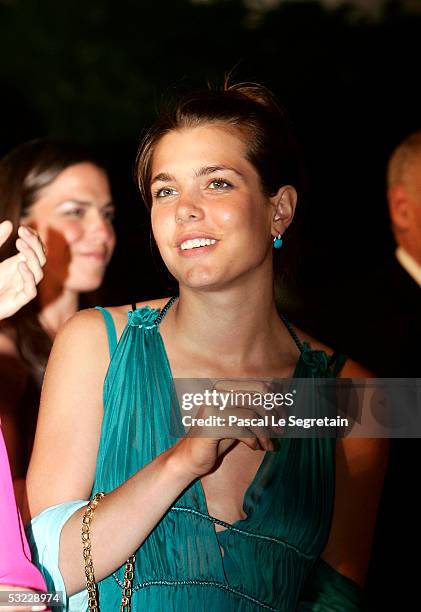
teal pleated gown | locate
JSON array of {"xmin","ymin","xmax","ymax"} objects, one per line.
[{"xmin": 92, "ymin": 298, "xmax": 362, "ymax": 611}]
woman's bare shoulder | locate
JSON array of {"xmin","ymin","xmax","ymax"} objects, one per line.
[
  {"xmin": 58, "ymin": 307, "xmax": 112, "ymax": 337},
  {"xmin": 103, "ymin": 298, "xmax": 173, "ymax": 340},
  {"xmin": 59, "ymin": 299, "xmax": 172, "ymax": 346}
]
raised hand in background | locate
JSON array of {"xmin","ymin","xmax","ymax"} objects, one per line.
[{"xmin": 0, "ymin": 221, "xmax": 46, "ymax": 321}]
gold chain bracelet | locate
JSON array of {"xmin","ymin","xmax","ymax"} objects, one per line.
[{"xmin": 82, "ymin": 492, "xmax": 136, "ymax": 612}]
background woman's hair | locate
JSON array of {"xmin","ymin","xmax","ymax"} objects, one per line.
[
  {"xmin": 0, "ymin": 138, "xmax": 106, "ymax": 380},
  {"xmin": 135, "ymin": 81, "xmax": 306, "ymax": 287}
]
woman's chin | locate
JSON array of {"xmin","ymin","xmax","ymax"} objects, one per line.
[
  {"xmin": 178, "ymin": 274, "xmax": 231, "ymax": 292},
  {"xmin": 64, "ymin": 274, "xmax": 105, "ymax": 293}
]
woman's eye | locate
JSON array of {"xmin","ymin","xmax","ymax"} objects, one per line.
[
  {"xmin": 208, "ymin": 179, "xmax": 232, "ymax": 190},
  {"xmin": 62, "ymin": 207, "xmax": 85, "ymax": 218},
  {"xmin": 154, "ymin": 187, "xmax": 177, "ymax": 198},
  {"xmin": 103, "ymin": 209, "xmax": 115, "ymax": 222}
]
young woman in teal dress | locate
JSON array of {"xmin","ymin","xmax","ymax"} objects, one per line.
[{"xmin": 26, "ymin": 84, "xmax": 388, "ymax": 611}]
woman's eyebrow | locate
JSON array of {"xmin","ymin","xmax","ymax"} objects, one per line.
[
  {"xmin": 55, "ymin": 199, "xmax": 114, "ymax": 208},
  {"xmin": 101, "ymin": 201, "xmax": 115, "ymax": 209},
  {"xmin": 151, "ymin": 172, "xmax": 174, "ymax": 185},
  {"xmin": 151, "ymin": 166, "xmax": 243, "ymax": 185},
  {"xmin": 194, "ymin": 165, "xmax": 243, "ymax": 177},
  {"xmin": 54, "ymin": 199, "xmax": 86, "ymax": 211}
]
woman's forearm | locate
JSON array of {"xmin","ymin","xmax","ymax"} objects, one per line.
[{"xmin": 59, "ymin": 443, "xmax": 192, "ymax": 596}]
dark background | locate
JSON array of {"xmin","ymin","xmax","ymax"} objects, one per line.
[
  {"xmin": 1, "ymin": 0, "xmax": 420, "ymax": 330},
  {"xmin": 1, "ymin": 2, "xmax": 419, "ymax": 608}
]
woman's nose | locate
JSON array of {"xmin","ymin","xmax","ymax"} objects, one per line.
[
  {"xmin": 174, "ymin": 192, "xmax": 204, "ymax": 224},
  {"xmin": 86, "ymin": 210, "xmax": 114, "ymax": 241}
]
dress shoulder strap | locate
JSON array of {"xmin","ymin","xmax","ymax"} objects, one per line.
[
  {"xmin": 279, "ymin": 312, "xmax": 347, "ymax": 376},
  {"xmin": 95, "ymin": 306, "xmax": 118, "ymax": 357},
  {"xmin": 156, "ymin": 296, "xmax": 178, "ymax": 325},
  {"xmin": 279, "ymin": 312, "xmax": 305, "ymax": 353}
]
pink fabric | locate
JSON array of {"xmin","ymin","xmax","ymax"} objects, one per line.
[{"xmin": 0, "ymin": 426, "xmax": 46, "ymax": 591}]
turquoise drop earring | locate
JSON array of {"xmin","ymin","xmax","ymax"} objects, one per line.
[{"xmin": 273, "ymin": 234, "xmax": 283, "ymax": 249}]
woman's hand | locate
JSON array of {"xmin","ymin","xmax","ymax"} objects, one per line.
[
  {"xmin": 170, "ymin": 382, "xmax": 276, "ymax": 479},
  {"xmin": 171, "ymin": 432, "xmax": 273, "ymax": 480},
  {"xmin": 0, "ymin": 221, "xmax": 46, "ymax": 320}
]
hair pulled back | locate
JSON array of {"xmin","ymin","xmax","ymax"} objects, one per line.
[{"xmin": 136, "ymin": 82, "xmax": 303, "ymax": 209}]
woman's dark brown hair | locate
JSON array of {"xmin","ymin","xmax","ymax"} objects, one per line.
[{"xmin": 0, "ymin": 138, "xmax": 106, "ymax": 381}]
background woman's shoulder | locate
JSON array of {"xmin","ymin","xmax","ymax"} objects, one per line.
[
  {"xmin": 0, "ymin": 320, "xmax": 19, "ymax": 355},
  {"xmin": 0, "ymin": 320, "xmax": 28, "ymax": 396}
]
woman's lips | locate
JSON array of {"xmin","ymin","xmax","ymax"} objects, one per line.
[
  {"xmin": 76, "ymin": 251, "xmax": 108, "ymax": 262},
  {"xmin": 176, "ymin": 233, "xmax": 219, "ymax": 257},
  {"xmin": 177, "ymin": 241, "xmax": 218, "ymax": 257}
]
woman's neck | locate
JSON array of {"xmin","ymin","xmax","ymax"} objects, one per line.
[
  {"xmin": 167, "ymin": 273, "xmax": 295, "ymax": 373},
  {"xmin": 37, "ymin": 280, "xmax": 79, "ymax": 339}
]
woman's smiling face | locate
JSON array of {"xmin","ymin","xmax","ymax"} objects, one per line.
[
  {"xmin": 22, "ymin": 162, "xmax": 116, "ymax": 293},
  {"xmin": 150, "ymin": 123, "xmax": 277, "ymax": 290}
]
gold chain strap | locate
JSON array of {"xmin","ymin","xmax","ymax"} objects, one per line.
[
  {"xmin": 82, "ymin": 492, "xmax": 136, "ymax": 612},
  {"xmin": 120, "ymin": 555, "xmax": 136, "ymax": 612}
]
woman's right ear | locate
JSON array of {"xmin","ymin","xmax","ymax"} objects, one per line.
[{"xmin": 270, "ymin": 185, "xmax": 297, "ymax": 236}]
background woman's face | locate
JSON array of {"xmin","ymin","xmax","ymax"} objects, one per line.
[
  {"xmin": 150, "ymin": 124, "xmax": 274, "ymax": 290},
  {"xmin": 23, "ymin": 162, "xmax": 116, "ymax": 293}
]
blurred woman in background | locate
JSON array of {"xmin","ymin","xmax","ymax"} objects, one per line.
[{"xmin": 0, "ymin": 140, "xmax": 116, "ymax": 509}]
